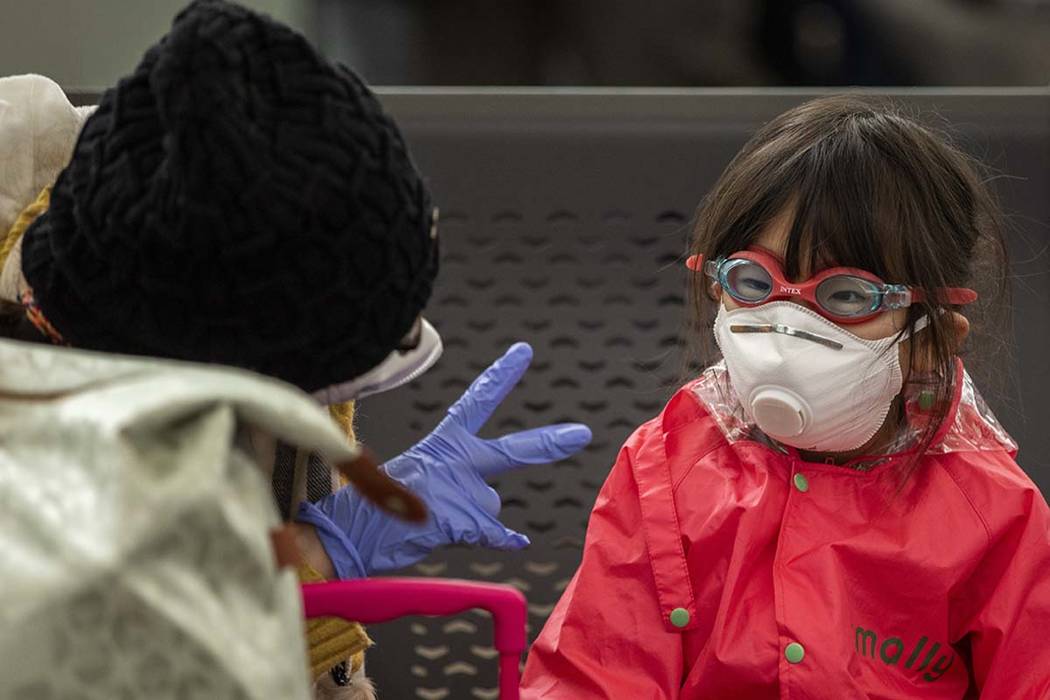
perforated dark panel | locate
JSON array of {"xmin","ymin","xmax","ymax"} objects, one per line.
[
  {"xmin": 352, "ymin": 90, "xmax": 1050, "ymax": 700},
  {"xmin": 357, "ymin": 206, "xmax": 692, "ymax": 699}
]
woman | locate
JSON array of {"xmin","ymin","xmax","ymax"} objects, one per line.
[{"xmin": 0, "ymin": 1, "xmax": 591, "ymax": 697}]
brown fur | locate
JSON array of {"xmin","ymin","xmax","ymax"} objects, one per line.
[{"xmin": 312, "ymin": 660, "xmax": 377, "ymax": 700}]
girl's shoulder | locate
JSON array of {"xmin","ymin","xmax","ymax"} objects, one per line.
[
  {"xmin": 924, "ymin": 366, "xmax": 1046, "ymax": 534},
  {"xmin": 933, "ymin": 446, "xmax": 1046, "ymax": 536},
  {"xmin": 619, "ymin": 364, "xmax": 746, "ymax": 489},
  {"xmin": 626, "ymin": 363, "xmax": 735, "ymax": 441},
  {"xmin": 667, "ymin": 361, "xmax": 781, "ymax": 452}
]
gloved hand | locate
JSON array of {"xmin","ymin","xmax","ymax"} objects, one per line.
[{"xmin": 297, "ymin": 342, "xmax": 593, "ymax": 579}]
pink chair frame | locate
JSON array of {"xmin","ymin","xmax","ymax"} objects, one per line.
[{"xmin": 302, "ymin": 578, "xmax": 528, "ymax": 700}]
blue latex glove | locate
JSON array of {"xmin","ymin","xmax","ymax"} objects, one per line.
[{"xmin": 297, "ymin": 342, "xmax": 593, "ymax": 579}]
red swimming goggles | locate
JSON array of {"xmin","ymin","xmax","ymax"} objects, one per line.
[{"xmin": 687, "ymin": 247, "xmax": 978, "ymax": 324}]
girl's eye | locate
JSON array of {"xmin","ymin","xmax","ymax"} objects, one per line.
[
  {"xmin": 828, "ymin": 290, "xmax": 865, "ymax": 303},
  {"xmin": 816, "ymin": 276, "xmax": 879, "ymax": 315},
  {"xmin": 740, "ymin": 277, "xmax": 771, "ymax": 293},
  {"xmin": 725, "ymin": 262, "xmax": 773, "ymax": 302}
]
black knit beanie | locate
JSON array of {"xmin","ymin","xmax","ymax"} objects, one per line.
[{"xmin": 21, "ymin": 0, "xmax": 438, "ymax": 393}]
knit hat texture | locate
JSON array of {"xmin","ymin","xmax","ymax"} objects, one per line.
[{"xmin": 22, "ymin": 0, "xmax": 438, "ymax": 392}]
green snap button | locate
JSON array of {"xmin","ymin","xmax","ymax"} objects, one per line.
[
  {"xmin": 793, "ymin": 473, "xmax": 809, "ymax": 493},
  {"xmin": 669, "ymin": 608, "xmax": 690, "ymax": 628},
  {"xmin": 785, "ymin": 642, "xmax": 805, "ymax": 664}
]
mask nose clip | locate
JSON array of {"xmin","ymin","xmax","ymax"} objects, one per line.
[{"xmin": 729, "ymin": 322, "xmax": 844, "ymax": 350}]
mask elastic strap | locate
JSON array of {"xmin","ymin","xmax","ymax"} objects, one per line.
[
  {"xmin": 867, "ymin": 313, "xmax": 932, "ymax": 358},
  {"xmin": 901, "ymin": 312, "xmax": 932, "ymax": 341}
]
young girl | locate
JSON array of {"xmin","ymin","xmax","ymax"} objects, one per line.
[{"xmin": 521, "ymin": 95, "xmax": 1050, "ymax": 699}]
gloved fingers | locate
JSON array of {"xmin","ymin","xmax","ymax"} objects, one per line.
[
  {"xmin": 447, "ymin": 342, "xmax": 533, "ymax": 434},
  {"xmin": 476, "ymin": 483, "xmax": 503, "ymax": 517},
  {"xmin": 429, "ymin": 496, "xmax": 529, "ymax": 550},
  {"xmin": 471, "ymin": 521, "xmax": 531, "ymax": 551},
  {"xmin": 477, "ymin": 423, "xmax": 593, "ymax": 477}
]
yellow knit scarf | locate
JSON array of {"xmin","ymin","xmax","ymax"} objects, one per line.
[
  {"xmin": 0, "ymin": 186, "xmax": 50, "ymax": 273},
  {"xmin": 302, "ymin": 400, "xmax": 374, "ymax": 681}
]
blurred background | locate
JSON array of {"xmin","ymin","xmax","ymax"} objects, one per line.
[{"xmin": 2, "ymin": 0, "xmax": 1048, "ymax": 89}]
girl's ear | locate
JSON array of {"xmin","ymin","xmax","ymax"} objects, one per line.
[
  {"xmin": 908, "ymin": 311, "xmax": 970, "ymax": 374},
  {"xmin": 949, "ymin": 311, "xmax": 970, "ymax": 349}
]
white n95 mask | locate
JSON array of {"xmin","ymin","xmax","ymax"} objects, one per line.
[
  {"xmin": 714, "ymin": 301, "xmax": 923, "ymax": 453},
  {"xmin": 312, "ymin": 317, "xmax": 443, "ymax": 405}
]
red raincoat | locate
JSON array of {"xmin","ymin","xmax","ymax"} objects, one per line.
[{"xmin": 522, "ymin": 361, "xmax": 1050, "ymax": 699}]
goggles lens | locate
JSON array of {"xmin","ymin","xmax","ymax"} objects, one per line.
[
  {"xmin": 815, "ymin": 275, "xmax": 881, "ymax": 317},
  {"xmin": 723, "ymin": 259, "xmax": 773, "ymax": 303}
]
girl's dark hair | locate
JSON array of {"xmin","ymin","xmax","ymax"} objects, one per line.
[{"xmin": 688, "ymin": 94, "xmax": 1009, "ymax": 480}]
